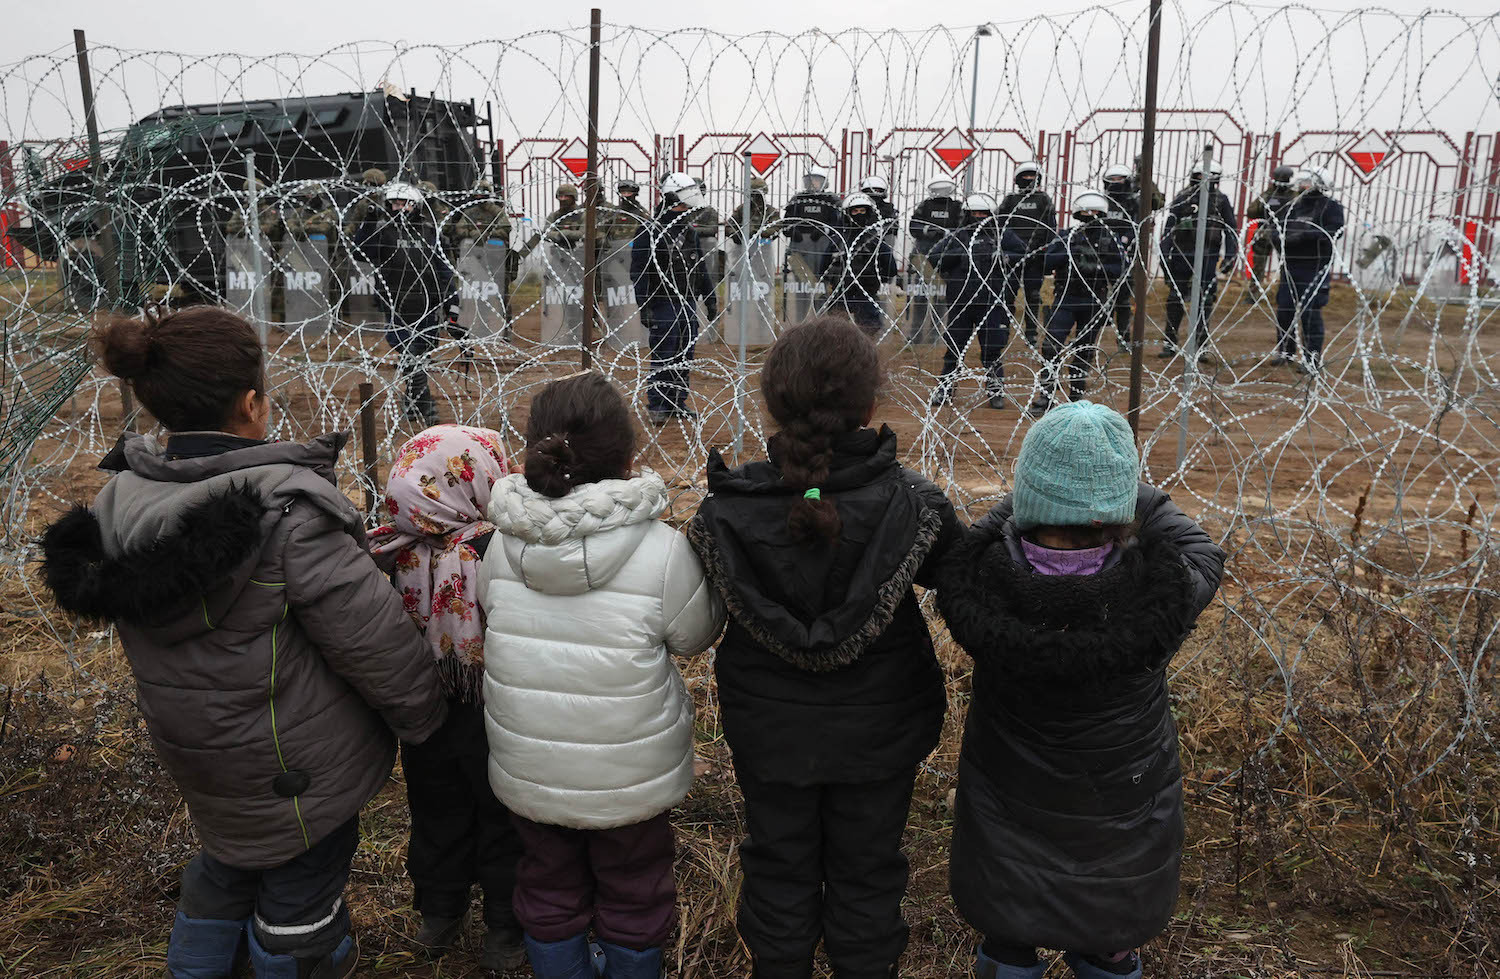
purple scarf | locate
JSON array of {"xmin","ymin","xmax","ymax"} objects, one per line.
[{"xmin": 1020, "ymin": 538, "xmax": 1114, "ymax": 577}]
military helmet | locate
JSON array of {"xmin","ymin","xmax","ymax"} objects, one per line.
[
  {"xmin": 556, "ymin": 183, "xmax": 579, "ymax": 199},
  {"xmin": 1271, "ymin": 164, "xmax": 1296, "ymax": 186},
  {"xmin": 750, "ymin": 177, "xmax": 768, "ymax": 192},
  {"xmin": 361, "ymin": 167, "xmax": 388, "ymax": 186},
  {"xmin": 617, "ymin": 178, "xmax": 641, "ymax": 193},
  {"xmin": 473, "ymin": 179, "xmax": 494, "ymax": 194}
]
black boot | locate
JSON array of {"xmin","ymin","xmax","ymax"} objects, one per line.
[{"xmin": 984, "ymin": 367, "xmax": 1006, "ymax": 409}]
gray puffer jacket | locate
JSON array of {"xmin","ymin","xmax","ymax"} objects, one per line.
[{"xmin": 41, "ymin": 433, "xmax": 447, "ymax": 869}]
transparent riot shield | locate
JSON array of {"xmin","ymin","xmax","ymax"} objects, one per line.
[
  {"xmin": 457, "ymin": 238, "xmax": 510, "ymax": 341},
  {"xmin": 539, "ymin": 242, "xmax": 587, "ymax": 347},
  {"xmin": 785, "ymin": 237, "xmax": 831, "ymax": 324},
  {"xmin": 725, "ymin": 238, "xmax": 778, "ymax": 348},
  {"xmin": 904, "ymin": 250, "xmax": 946, "ymax": 344},
  {"xmin": 343, "ymin": 258, "xmax": 386, "ymax": 337},
  {"xmin": 697, "ymin": 244, "xmax": 723, "ymax": 344},
  {"xmin": 224, "ymin": 236, "xmax": 270, "ymax": 323},
  {"xmin": 599, "ymin": 238, "xmax": 644, "ymax": 351},
  {"xmin": 280, "ymin": 236, "xmax": 334, "ymax": 338}
]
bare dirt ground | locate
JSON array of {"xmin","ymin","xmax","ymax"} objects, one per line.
[{"xmin": 2, "ymin": 275, "xmax": 1497, "ymax": 976}]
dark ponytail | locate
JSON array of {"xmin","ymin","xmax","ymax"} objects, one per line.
[
  {"xmin": 523, "ymin": 372, "xmax": 636, "ymax": 498},
  {"xmin": 761, "ymin": 316, "xmax": 883, "ymax": 545},
  {"xmin": 96, "ymin": 305, "xmax": 265, "ymax": 432}
]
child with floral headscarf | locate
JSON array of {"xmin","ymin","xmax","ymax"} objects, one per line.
[{"xmin": 370, "ymin": 424, "xmax": 525, "ymax": 972}]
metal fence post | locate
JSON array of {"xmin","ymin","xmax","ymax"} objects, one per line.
[
  {"xmin": 734, "ymin": 150, "xmax": 753, "ymax": 455},
  {"xmin": 579, "ymin": 8, "xmax": 603, "ymax": 369},
  {"xmin": 243, "ymin": 151, "xmax": 269, "ymax": 346}
]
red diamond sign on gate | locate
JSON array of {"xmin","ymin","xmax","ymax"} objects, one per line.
[
  {"xmin": 557, "ymin": 138, "xmax": 589, "ymax": 177},
  {"xmin": 930, "ymin": 128, "xmax": 976, "ymax": 172},
  {"xmin": 1343, "ymin": 131, "xmax": 1396, "ymax": 180},
  {"xmin": 741, "ymin": 133, "xmax": 782, "ymax": 174}
]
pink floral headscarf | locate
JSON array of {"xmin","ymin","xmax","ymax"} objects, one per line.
[{"xmin": 370, "ymin": 424, "xmax": 509, "ymax": 701}]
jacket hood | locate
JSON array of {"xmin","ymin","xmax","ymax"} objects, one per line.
[
  {"xmin": 936, "ymin": 513, "xmax": 1198, "ymax": 686},
  {"xmin": 43, "ymin": 433, "xmax": 356, "ymax": 639},
  {"xmin": 690, "ymin": 427, "xmax": 942, "ymax": 672},
  {"xmin": 488, "ymin": 471, "xmax": 669, "ymax": 596}
]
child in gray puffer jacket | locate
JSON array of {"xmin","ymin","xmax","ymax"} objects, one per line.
[{"xmin": 936, "ymin": 401, "xmax": 1225, "ymax": 979}]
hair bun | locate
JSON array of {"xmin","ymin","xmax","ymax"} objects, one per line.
[
  {"xmin": 98, "ymin": 314, "xmax": 156, "ymax": 382},
  {"xmin": 524, "ymin": 432, "xmax": 578, "ymax": 498}
]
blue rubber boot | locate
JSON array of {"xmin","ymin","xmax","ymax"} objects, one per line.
[
  {"xmin": 523, "ymin": 933, "xmax": 597, "ymax": 979},
  {"xmin": 164, "ymin": 912, "xmax": 247, "ymax": 978},
  {"xmin": 246, "ymin": 925, "xmax": 357, "ymax": 978},
  {"xmin": 974, "ymin": 944, "xmax": 1049, "ymax": 979},
  {"xmin": 1063, "ymin": 951, "xmax": 1142, "ymax": 979},
  {"xmin": 597, "ymin": 940, "xmax": 663, "ymax": 979}
]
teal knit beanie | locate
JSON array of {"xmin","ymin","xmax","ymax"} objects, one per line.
[{"xmin": 1012, "ymin": 400, "xmax": 1140, "ymax": 530}]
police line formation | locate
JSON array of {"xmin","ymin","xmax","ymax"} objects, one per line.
[
  {"xmin": 45, "ymin": 305, "xmax": 1226, "ymax": 979},
  {"xmin": 206, "ymin": 159, "xmax": 1343, "ymax": 427}
]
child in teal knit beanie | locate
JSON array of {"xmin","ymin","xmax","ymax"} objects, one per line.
[{"xmin": 936, "ymin": 401, "xmax": 1226, "ymax": 979}]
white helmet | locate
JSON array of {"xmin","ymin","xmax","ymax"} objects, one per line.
[
  {"xmin": 859, "ymin": 174, "xmax": 890, "ymax": 198},
  {"xmin": 1014, "ymin": 161, "xmax": 1043, "ymax": 187},
  {"xmin": 963, "ymin": 192, "xmax": 997, "ymax": 213},
  {"xmin": 803, "ymin": 168, "xmax": 830, "ymax": 193},
  {"xmin": 384, "ymin": 182, "xmax": 424, "ymax": 204},
  {"xmin": 843, "ymin": 192, "xmax": 877, "ymax": 212},
  {"xmin": 1071, "ymin": 190, "xmax": 1111, "ymax": 217},
  {"xmin": 1102, "ymin": 163, "xmax": 1132, "ymax": 186},
  {"xmin": 1190, "ymin": 159, "xmax": 1224, "ymax": 181},
  {"xmin": 1295, "ymin": 166, "xmax": 1331, "ymax": 192},
  {"xmin": 927, "ymin": 178, "xmax": 957, "ymax": 197},
  {"xmin": 661, "ymin": 171, "xmax": 706, "ymax": 208}
]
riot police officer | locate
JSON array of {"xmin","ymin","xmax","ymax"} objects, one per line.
[
  {"xmin": 1158, "ymin": 160, "xmax": 1238, "ymax": 359},
  {"xmin": 354, "ymin": 182, "xmax": 461, "ymax": 426},
  {"xmin": 907, "ymin": 177, "xmax": 962, "ymax": 342},
  {"xmin": 1271, "ymin": 166, "xmax": 1345, "ymax": 371},
  {"xmin": 858, "ymin": 174, "xmax": 898, "ymax": 239},
  {"xmin": 822, "ymin": 192, "xmax": 898, "ymax": 335},
  {"xmin": 928, "ymin": 192, "xmax": 1027, "ymax": 408},
  {"xmin": 1030, "ymin": 190, "xmax": 1125, "ymax": 416},
  {"xmin": 692, "ymin": 177, "xmax": 724, "ymax": 327},
  {"xmin": 782, "ymin": 167, "xmax": 843, "ymax": 320},
  {"xmin": 998, "ymin": 161, "xmax": 1057, "ymax": 345},
  {"xmin": 1101, "ymin": 163, "xmax": 1140, "ymax": 349},
  {"xmin": 1244, "ymin": 165, "xmax": 1297, "ymax": 304},
  {"xmin": 631, "ymin": 172, "xmax": 710, "ymax": 423}
]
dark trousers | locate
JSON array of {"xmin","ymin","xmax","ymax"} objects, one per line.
[
  {"xmin": 940, "ymin": 303, "xmax": 1010, "ymax": 382},
  {"xmin": 646, "ymin": 298, "xmax": 697, "ymax": 414},
  {"xmin": 1275, "ymin": 269, "xmax": 1330, "ymax": 360},
  {"xmin": 402, "ymin": 697, "xmax": 522, "ymax": 930},
  {"xmin": 387, "ymin": 314, "xmax": 439, "ymax": 416},
  {"xmin": 1113, "ymin": 280, "xmax": 1134, "ymax": 345},
  {"xmin": 511, "ymin": 813, "xmax": 677, "ymax": 951},
  {"xmin": 1040, "ymin": 303, "xmax": 1107, "ymax": 401},
  {"xmin": 735, "ymin": 765, "xmax": 917, "ymax": 978},
  {"xmin": 1162, "ymin": 259, "xmax": 1218, "ymax": 349},
  {"xmin": 1007, "ymin": 258, "xmax": 1046, "ymax": 342},
  {"xmin": 178, "ymin": 816, "xmax": 359, "ymax": 957},
  {"xmin": 838, "ymin": 297, "xmax": 883, "ymax": 335}
]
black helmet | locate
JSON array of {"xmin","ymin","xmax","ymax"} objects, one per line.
[{"xmin": 1271, "ymin": 165, "xmax": 1295, "ymax": 187}]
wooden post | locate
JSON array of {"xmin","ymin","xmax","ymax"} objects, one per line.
[
  {"xmin": 1126, "ymin": 0, "xmax": 1164, "ymax": 441},
  {"xmin": 358, "ymin": 382, "xmax": 379, "ymax": 516}
]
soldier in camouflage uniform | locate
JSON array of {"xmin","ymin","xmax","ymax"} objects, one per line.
[
  {"xmin": 724, "ymin": 177, "xmax": 781, "ymax": 244},
  {"xmin": 284, "ymin": 185, "xmax": 338, "ymax": 241},
  {"xmin": 344, "ymin": 169, "xmax": 388, "ymax": 240},
  {"xmin": 602, "ymin": 178, "xmax": 648, "ymax": 246},
  {"xmin": 543, "ymin": 183, "xmax": 587, "ymax": 249}
]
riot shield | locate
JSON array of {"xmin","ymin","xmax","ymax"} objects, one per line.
[
  {"xmin": 904, "ymin": 250, "xmax": 946, "ymax": 344},
  {"xmin": 724, "ymin": 238, "xmax": 778, "ymax": 348},
  {"xmin": 224, "ymin": 236, "xmax": 270, "ymax": 323},
  {"xmin": 343, "ymin": 258, "xmax": 386, "ymax": 337},
  {"xmin": 457, "ymin": 238, "xmax": 510, "ymax": 340},
  {"xmin": 539, "ymin": 242, "xmax": 587, "ymax": 347},
  {"xmin": 697, "ymin": 246, "xmax": 723, "ymax": 344},
  {"xmin": 280, "ymin": 236, "xmax": 334, "ymax": 338},
  {"xmin": 599, "ymin": 238, "xmax": 644, "ymax": 351},
  {"xmin": 785, "ymin": 238, "xmax": 831, "ymax": 323}
]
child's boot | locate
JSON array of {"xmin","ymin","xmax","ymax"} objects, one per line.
[
  {"xmin": 164, "ymin": 912, "xmax": 247, "ymax": 978},
  {"xmin": 596, "ymin": 940, "xmax": 663, "ymax": 979},
  {"xmin": 1063, "ymin": 950, "xmax": 1142, "ymax": 979},
  {"xmin": 246, "ymin": 923, "xmax": 358, "ymax": 978},
  {"xmin": 523, "ymin": 933, "xmax": 596, "ymax": 979},
  {"xmin": 974, "ymin": 944, "xmax": 1048, "ymax": 979},
  {"xmin": 412, "ymin": 914, "xmax": 463, "ymax": 953},
  {"xmin": 480, "ymin": 925, "xmax": 527, "ymax": 972}
]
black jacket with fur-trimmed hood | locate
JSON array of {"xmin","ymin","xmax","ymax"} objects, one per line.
[
  {"xmin": 688, "ymin": 426, "xmax": 961, "ymax": 785},
  {"xmin": 935, "ymin": 484, "xmax": 1224, "ymax": 953},
  {"xmin": 41, "ymin": 432, "xmax": 447, "ymax": 869}
]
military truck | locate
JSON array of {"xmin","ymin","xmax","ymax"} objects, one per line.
[{"xmin": 10, "ymin": 91, "xmax": 495, "ymax": 305}]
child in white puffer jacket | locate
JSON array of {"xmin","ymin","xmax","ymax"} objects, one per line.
[{"xmin": 477, "ymin": 371, "xmax": 724, "ymax": 979}]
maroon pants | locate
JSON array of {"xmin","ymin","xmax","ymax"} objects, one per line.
[{"xmin": 511, "ymin": 812, "xmax": 677, "ymax": 950}]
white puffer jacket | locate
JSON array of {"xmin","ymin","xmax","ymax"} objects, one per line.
[{"xmin": 479, "ymin": 470, "xmax": 724, "ymax": 829}]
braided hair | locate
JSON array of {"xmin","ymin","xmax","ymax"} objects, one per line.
[{"xmin": 761, "ymin": 316, "xmax": 883, "ymax": 545}]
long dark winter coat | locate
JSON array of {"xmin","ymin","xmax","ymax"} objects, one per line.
[
  {"xmin": 935, "ymin": 485, "xmax": 1225, "ymax": 953},
  {"xmin": 687, "ymin": 426, "xmax": 962, "ymax": 785},
  {"xmin": 41, "ymin": 433, "xmax": 448, "ymax": 869}
]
